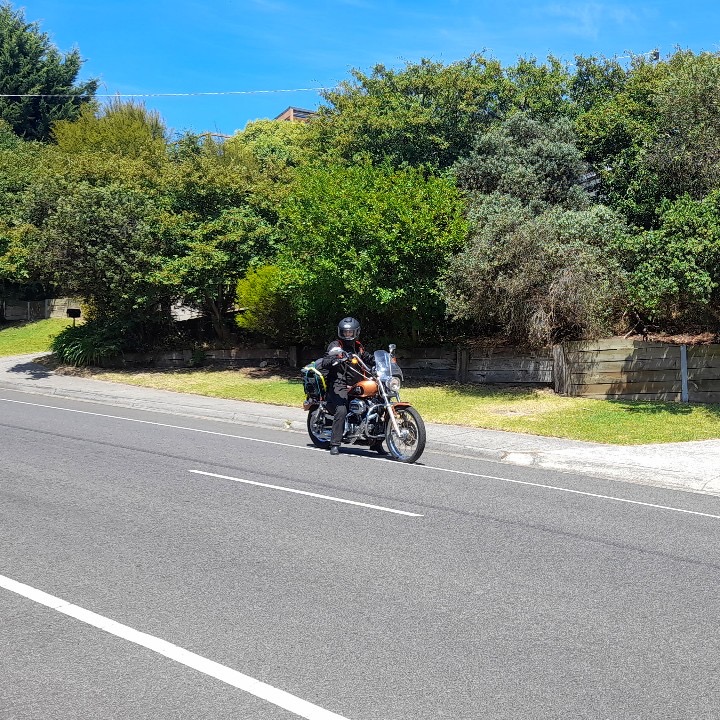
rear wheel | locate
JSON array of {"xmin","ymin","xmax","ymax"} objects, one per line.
[
  {"xmin": 307, "ymin": 405, "xmax": 332, "ymax": 448},
  {"xmin": 386, "ymin": 406, "xmax": 426, "ymax": 463}
]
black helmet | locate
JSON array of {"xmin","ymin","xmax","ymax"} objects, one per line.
[{"xmin": 337, "ymin": 316, "xmax": 361, "ymax": 341}]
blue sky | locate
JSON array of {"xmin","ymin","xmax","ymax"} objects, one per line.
[{"xmin": 18, "ymin": 1, "xmax": 720, "ymax": 137}]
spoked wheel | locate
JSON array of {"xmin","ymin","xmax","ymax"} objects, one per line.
[
  {"xmin": 307, "ymin": 405, "xmax": 332, "ymax": 449},
  {"xmin": 386, "ymin": 406, "xmax": 426, "ymax": 463}
]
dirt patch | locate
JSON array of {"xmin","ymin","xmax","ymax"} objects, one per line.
[
  {"xmin": 625, "ymin": 331, "xmax": 719, "ymax": 345},
  {"xmin": 44, "ymin": 361, "xmax": 301, "ymax": 382},
  {"xmin": 488, "ymin": 408, "xmax": 541, "ymax": 417},
  {"xmin": 31, "ymin": 355, "xmax": 99, "ymax": 377}
]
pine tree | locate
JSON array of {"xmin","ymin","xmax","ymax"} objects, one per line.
[{"xmin": 0, "ymin": 3, "xmax": 98, "ymax": 141}]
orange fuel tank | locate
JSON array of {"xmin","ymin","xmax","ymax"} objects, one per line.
[{"xmin": 352, "ymin": 379, "xmax": 379, "ymax": 397}]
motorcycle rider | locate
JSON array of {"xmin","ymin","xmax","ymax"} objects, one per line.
[{"xmin": 323, "ymin": 317, "xmax": 386, "ymax": 456}]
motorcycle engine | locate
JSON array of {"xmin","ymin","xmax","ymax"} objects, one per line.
[{"xmin": 348, "ymin": 399, "xmax": 366, "ymax": 417}]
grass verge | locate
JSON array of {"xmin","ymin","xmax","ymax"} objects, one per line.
[
  {"xmin": 70, "ymin": 365, "xmax": 720, "ymax": 445},
  {"xmin": 0, "ymin": 319, "xmax": 73, "ymax": 357}
]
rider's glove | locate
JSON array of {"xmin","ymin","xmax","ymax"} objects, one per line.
[{"xmin": 328, "ymin": 346, "xmax": 348, "ymax": 365}]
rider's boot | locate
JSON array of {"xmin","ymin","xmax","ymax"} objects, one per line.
[{"xmin": 370, "ymin": 442, "xmax": 388, "ymax": 455}]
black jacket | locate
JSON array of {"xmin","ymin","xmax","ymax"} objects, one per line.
[{"xmin": 323, "ymin": 339, "xmax": 374, "ymax": 398}]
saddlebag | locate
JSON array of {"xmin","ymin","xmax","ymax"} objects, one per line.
[{"xmin": 301, "ymin": 359, "xmax": 327, "ymax": 400}]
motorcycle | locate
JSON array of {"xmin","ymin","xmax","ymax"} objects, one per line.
[{"xmin": 302, "ymin": 344, "xmax": 426, "ymax": 463}]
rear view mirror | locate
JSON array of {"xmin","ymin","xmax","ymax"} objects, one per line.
[{"xmin": 389, "ymin": 344, "xmax": 396, "ymax": 355}]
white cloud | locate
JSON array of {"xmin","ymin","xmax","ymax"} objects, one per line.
[{"xmin": 544, "ymin": 2, "xmax": 638, "ymax": 39}]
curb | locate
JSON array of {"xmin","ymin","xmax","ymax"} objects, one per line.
[
  {"xmin": 425, "ymin": 438, "xmax": 720, "ymax": 497},
  {"xmin": 525, "ymin": 453, "xmax": 717, "ymax": 495}
]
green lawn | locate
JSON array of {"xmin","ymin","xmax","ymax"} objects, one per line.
[
  {"xmin": 84, "ymin": 366, "xmax": 720, "ymax": 445},
  {"xmin": 400, "ymin": 383, "xmax": 720, "ymax": 444},
  {"xmin": 0, "ymin": 318, "xmax": 72, "ymax": 356}
]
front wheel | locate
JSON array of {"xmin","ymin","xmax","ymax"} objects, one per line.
[
  {"xmin": 386, "ymin": 406, "xmax": 426, "ymax": 463},
  {"xmin": 307, "ymin": 405, "xmax": 332, "ymax": 448}
]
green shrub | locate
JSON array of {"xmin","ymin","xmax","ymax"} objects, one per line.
[
  {"xmin": 51, "ymin": 322, "xmax": 122, "ymax": 366},
  {"xmin": 443, "ymin": 197, "xmax": 628, "ymax": 345},
  {"xmin": 275, "ymin": 162, "xmax": 468, "ymax": 343},
  {"xmin": 235, "ymin": 265, "xmax": 295, "ymax": 340},
  {"xmin": 615, "ymin": 192, "xmax": 720, "ymax": 327}
]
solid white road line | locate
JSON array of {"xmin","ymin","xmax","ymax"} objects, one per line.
[
  {"xmin": 189, "ymin": 469, "xmax": 423, "ymax": 517},
  {"xmin": 0, "ymin": 397, "xmax": 309, "ymax": 450},
  {"xmin": 417, "ymin": 463, "xmax": 720, "ymax": 521},
  {"xmin": 3, "ymin": 396, "xmax": 719, "ymax": 521},
  {"xmin": 0, "ymin": 573, "xmax": 351, "ymax": 720}
]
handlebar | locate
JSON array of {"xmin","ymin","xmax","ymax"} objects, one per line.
[
  {"xmin": 346, "ymin": 352, "xmax": 373, "ymax": 372},
  {"xmin": 331, "ymin": 351, "xmax": 373, "ymax": 374}
]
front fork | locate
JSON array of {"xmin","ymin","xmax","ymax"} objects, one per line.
[{"xmin": 377, "ymin": 382, "xmax": 406, "ymax": 439}]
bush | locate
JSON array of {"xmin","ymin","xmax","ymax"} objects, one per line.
[
  {"xmin": 51, "ymin": 321, "xmax": 122, "ymax": 366},
  {"xmin": 454, "ymin": 113, "xmax": 590, "ymax": 210},
  {"xmin": 235, "ymin": 265, "xmax": 296, "ymax": 340},
  {"xmin": 274, "ymin": 162, "xmax": 468, "ymax": 343},
  {"xmin": 614, "ymin": 192, "xmax": 720, "ymax": 327},
  {"xmin": 443, "ymin": 196, "xmax": 628, "ymax": 345}
]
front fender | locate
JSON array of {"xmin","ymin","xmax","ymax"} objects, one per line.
[{"xmin": 389, "ymin": 402, "xmax": 414, "ymax": 417}]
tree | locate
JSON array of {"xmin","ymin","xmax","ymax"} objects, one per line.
[
  {"xmin": 227, "ymin": 118, "xmax": 314, "ymax": 171},
  {"xmin": 22, "ymin": 100, "xmax": 172, "ymax": 334},
  {"xmin": 52, "ymin": 99, "xmax": 167, "ymax": 164},
  {"xmin": 312, "ymin": 55, "xmax": 510, "ymax": 169},
  {"xmin": 646, "ymin": 51, "xmax": 720, "ymax": 201},
  {"xmin": 505, "ymin": 56, "xmax": 573, "ymax": 121},
  {"xmin": 614, "ymin": 192, "xmax": 720, "ymax": 328},
  {"xmin": 575, "ymin": 55, "xmax": 674, "ymax": 228},
  {"xmin": 576, "ymin": 51, "xmax": 720, "ymax": 229},
  {"xmin": 157, "ymin": 134, "xmax": 273, "ymax": 340},
  {"xmin": 0, "ymin": 3, "xmax": 97, "ymax": 141},
  {"xmin": 443, "ymin": 197, "xmax": 628, "ymax": 345},
  {"xmin": 224, "ymin": 119, "xmax": 312, "ymax": 226},
  {"xmin": 0, "ymin": 119, "xmax": 45, "ymax": 301},
  {"xmin": 20, "ymin": 125, "xmax": 276, "ymax": 345},
  {"xmin": 569, "ymin": 55, "xmax": 627, "ymax": 113},
  {"xmin": 0, "ymin": 119, "xmax": 44, "ymax": 216},
  {"xmin": 454, "ymin": 113, "xmax": 590, "ymax": 209},
  {"xmin": 24, "ymin": 178, "xmax": 173, "ymax": 348},
  {"xmin": 14, "ymin": 129, "xmax": 174, "ymax": 349},
  {"xmin": 445, "ymin": 113, "xmax": 627, "ymax": 345},
  {"xmin": 265, "ymin": 162, "xmax": 468, "ymax": 343}
]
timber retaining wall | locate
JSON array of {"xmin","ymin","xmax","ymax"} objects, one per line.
[
  {"xmin": 298, "ymin": 345, "xmax": 552, "ymax": 385},
  {"xmin": 553, "ymin": 339, "xmax": 720, "ymax": 403},
  {"xmin": 5, "ymin": 315, "xmax": 716, "ymax": 402},
  {"xmin": 109, "ymin": 345, "xmax": 552, "ymax": 386}
]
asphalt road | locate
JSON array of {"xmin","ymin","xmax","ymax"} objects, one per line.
[{"xmin": 2, "ymin": 389, "xmax": 720, "ymax": 720}]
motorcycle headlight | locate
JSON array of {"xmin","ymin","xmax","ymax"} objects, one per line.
[{"xmin": 386, "ymin": 376, "xmax": 401, "ymax": 393}]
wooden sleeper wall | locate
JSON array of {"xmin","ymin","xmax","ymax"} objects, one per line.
[{"xmin": 554, "ymin": 339, "xmax": 720, "ymax": 403}]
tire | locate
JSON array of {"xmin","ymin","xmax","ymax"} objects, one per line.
[
  {"xmin": 307, "ymin": 405, "xmax": 332, "ymax": 449},
  {"xmin": 385, "ymin": 406, "xmax": 426, "ymax": 463}
]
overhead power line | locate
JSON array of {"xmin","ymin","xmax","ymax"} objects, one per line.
[{"xmin": 0, "ymin": 86, "xmax": 338, "ymax": 98}]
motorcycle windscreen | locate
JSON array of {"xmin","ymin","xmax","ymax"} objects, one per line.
[{"xmin": 374, "ymin": 350, "xmax": 403, "ymax": 380}]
